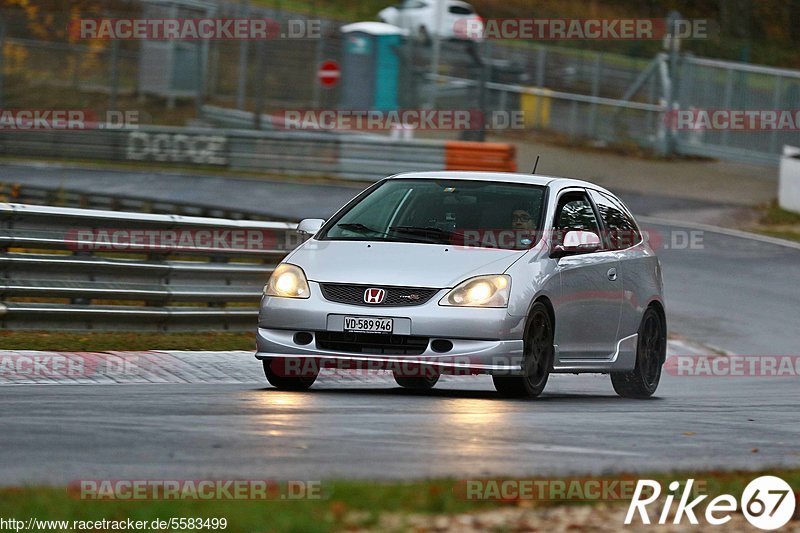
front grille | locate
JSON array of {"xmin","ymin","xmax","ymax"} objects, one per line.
[
  {"xmin": 320, "ymin": 283, "xmax": 439, "ymax": 307},
  {"xmin": 316, "ymin": 331, "xmax": 430, "ymax": 355}
]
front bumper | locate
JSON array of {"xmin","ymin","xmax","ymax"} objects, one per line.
[
  {"xmin": 255, "ymin": 282, "xmax": 526, "ymax": 374},
  {"xmin": 256, "ymin": 327, "xmax": 524, "ymax": 374}
]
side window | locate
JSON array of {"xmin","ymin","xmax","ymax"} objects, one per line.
[
  {"xmin": 552, "ymin": 192, "xmax": 601, "ymax": 248},
  {"xmin": 589, "ymin": 190, "xmax": 642, "ymax": 250},
  {"xmin": 449, "ymin": 5, "xmax": 474, "ymax": 15}
]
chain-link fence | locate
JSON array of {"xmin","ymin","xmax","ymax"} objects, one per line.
[
  {"xmin": 1, "ymin": 5, "xmax": 799, "ymax": 164},
  {"xmin": 0, "ymin": 6, "xmax": 663, "ymax": 115},
  {"xmin": 674, "ymin": 56, "xmax": 800, "ymax": 164}
]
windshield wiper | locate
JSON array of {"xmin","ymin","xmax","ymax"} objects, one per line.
[
  {"xmin": 336, "ymin": 223, "xmax": 430, "ymax": 244},
  {"xmin": 390, "ymin": 225, "xmax": 464, "ymax": 241},
  {"xmin": 336, "ymin": 223, "xmax": 387, "ymax": 236}
]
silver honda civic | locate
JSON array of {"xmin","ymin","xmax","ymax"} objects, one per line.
[{"xmin": 255, "ymin": 171, "xmax": 666, "ymax": 398}]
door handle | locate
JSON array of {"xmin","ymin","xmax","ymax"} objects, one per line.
[{"xmin": 607, "ymin": 268, "xmax": 618, "ymax": 281}]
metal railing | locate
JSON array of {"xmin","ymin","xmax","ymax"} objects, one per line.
[
  {"xmin": 432, "ymin": 70, "xmax": 668, "ymax": 152},
  {"xmin": 0, "ymin": 182, "xmax": 287, "ymax": 221},
  {"xmin": 674, "ymin": 55, "xmax": 800, "ymax": 165},
  {"xmin": 0, "ymin": 125, "xmax": 447, "ymax": 181},
  {"xmin": 0, "ymin": 203, "xmax": 298, "ymax": 331}
]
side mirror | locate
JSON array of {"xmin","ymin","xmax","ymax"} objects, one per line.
[
  {"xmin": 551, "ymin": 230, "xmax": 602, "ymax": 258},
  {"xmin": 296, "ymin": 218, "xmax": 325, "ymax": 236}
]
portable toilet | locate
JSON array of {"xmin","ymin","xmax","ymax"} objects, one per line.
[
  {"xmin": 138, "ymin": 0, "xmax": 214, "ymax": 106},
  {"xmin": 339, "ymin": 22, "xmax": 407, "ymax": 111}
]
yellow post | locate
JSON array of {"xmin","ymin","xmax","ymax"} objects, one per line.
[{"xmin": 521, "ymin": 89, "xmax": 552, "ymax": 129}]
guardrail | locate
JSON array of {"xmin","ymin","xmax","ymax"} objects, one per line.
[
  {"xmin": 0, "ymin": 182, "xmax": 285, "ymax": 221},
  {"xmin": 0, "ymin": 203, "xmax": 298, "ymax": 331},
  {"xmin": 0, "ymin": 124, "xmax": 516, "ymax": 181},
  {"xmin": 201, "ymin": 105, "xmax": 384, "ymax": 139}
]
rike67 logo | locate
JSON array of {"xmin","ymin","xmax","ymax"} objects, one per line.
[{"xmin": 626, "ymin": 476, "xmax": 796, "ymax": 530}]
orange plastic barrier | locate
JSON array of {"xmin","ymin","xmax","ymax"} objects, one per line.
[{"xmin": 444, "ymin": 141, "xmax": 517, "ymax": 172}]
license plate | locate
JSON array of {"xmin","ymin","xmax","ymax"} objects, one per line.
[{"xmin": 343, "ymin": 316, "xmax": 394, "ymax": 333}]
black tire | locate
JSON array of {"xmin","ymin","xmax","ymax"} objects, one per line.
[
  {"xmin": 262, "ymin": 359, "xmax": 317, "ymax": 391},
  {"xmin": 393, "ymin": 371, "xmax": 439, "ymax": 389},
  {"xmin": 611, "ymin": 307, "xmax": 665, "ymax": 398},
  {"xmin": 493, "ymin": 302, "xmax": 553, "ymax": 398}
]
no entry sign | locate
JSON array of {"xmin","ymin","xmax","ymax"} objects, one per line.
[{"xmin": 317, "ymin": 60, "xmax": 340, "ymax": 88}]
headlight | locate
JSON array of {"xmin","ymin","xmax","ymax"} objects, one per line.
[
  {"xmin": 439, "ymin": 275, "xmax": 511, "ymax": 308},
  {"xmin": 264, "ymin": 263, "xmax": 310, "ymax": 299}
]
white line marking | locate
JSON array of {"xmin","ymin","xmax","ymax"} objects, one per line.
[
  {"xmin": 638, "ymin": 215, "xmax": 800, "ymax": 251},
  {"xmin": 518, "ymin": 443, "xmax": 645, "ymax": 457}
]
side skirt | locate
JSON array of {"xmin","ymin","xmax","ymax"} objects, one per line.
[{"xmin": 551, "ymin": 333, "xmax": 638, "ymax": 373}]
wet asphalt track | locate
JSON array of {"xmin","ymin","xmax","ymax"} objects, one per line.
[
  {"xmin": 1, "ymin": 372, "xmax": 799, "ymax": 485},
  {"xmin": 1, "ymin": 164, "xmax": 799, "ymax": 484}
]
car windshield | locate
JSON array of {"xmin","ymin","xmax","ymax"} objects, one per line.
[{"xmin": 321, "ymin": 178, "xmax": 546, "ymax": 250}]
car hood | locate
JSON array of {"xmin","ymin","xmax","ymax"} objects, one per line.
[{"xmin": 286, "ymin": 239, "xmax": 525, "ymax": 288}]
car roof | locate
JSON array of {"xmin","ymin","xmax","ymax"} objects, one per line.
[{"xmin": 386, "ymin": 171, "xmax": 616, "ymax": 196}]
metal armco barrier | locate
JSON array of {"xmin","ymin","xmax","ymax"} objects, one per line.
[
  {"xmin": 0, "ymin": 182, "xmax": 286, "ymax": 221},
  {"xmin": 0, "ymin": 125, "xmax": 517, "ymax": 181},
  {"xmin": 0, "ymin": 203, "xmax": 298, "ymax": 331}
]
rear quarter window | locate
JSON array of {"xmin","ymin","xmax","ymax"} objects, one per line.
[{"xmin": 589, "ymin": 190, "xmax": 642, "ymax": 250}]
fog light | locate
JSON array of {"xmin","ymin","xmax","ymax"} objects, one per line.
[
  {"xmin": 431, "ymin": 339, "xmax": 453, "ymax": 353},
  {"xmin": 293, "ymin": 332, "xmax": 313, "ymax": 345}
]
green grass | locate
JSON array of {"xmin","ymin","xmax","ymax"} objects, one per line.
[
  {"xmin": 760, "ymin": 202, "xmax": 800, "ymax": 226},
  {"xmin": 0, "ymin": 480, "xmax": 493, "ymax": 533},
  {"xmin": 747, "ymin": 201, "xmax": 800, "ymax": 243},
  {"xmin": 1, "ymin": 470, "xmax": 798, "ymax": 532},
  {"xmin": 0, "ymin": 331, "xmax": 255, "ymax": 351},
  {"xmin": 751, "ymin": 228, "xmax": 800, "ymax": 242}
]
